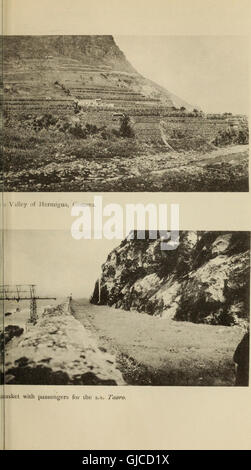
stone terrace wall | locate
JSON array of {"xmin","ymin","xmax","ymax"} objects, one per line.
[{"xmin": 3, "ymin": 300, "xmax": 124, "ymax": 385}]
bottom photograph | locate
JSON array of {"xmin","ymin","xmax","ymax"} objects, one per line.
[{"xmin": 1, "ymin": 230, "xmax": 250, "ymax": 387}]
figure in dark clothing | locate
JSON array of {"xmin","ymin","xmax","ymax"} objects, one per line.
[{"xmin": 233, "ymin": 331, "xmax": 249, "ymax": 386}]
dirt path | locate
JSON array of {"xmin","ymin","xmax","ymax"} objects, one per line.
[
  {"xmin": 72, "ymin": 299, "xmax": 243, "ymax": 386},
  {"xmin": 138, "ymin": 144, "xmax": 248, "ymax": 176}
]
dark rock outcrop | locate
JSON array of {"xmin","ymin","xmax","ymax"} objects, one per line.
[
  {"xmin": 233, "ymin": 331, "xmax": 249, "ymax": 386},
  {"xmin": 91, "ymin": 231, "xmax": 250, "ymax": 326},
  {"xmin": 0, "ymin": 325, "xmax": 24, "ymax": 354}
]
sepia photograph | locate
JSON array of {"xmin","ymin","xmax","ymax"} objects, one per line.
[
  {"xmin": 1, "ymin": 230, "xmax": 249, "ymax": 386},
  {"xmin": 1, "ymin": 0, "xmax": 251, "ymax": 455},
  {"xmin": 2, "ymin": 35, "xmax": 249, "ymax": 192}
]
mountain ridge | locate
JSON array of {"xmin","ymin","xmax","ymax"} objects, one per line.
[{"xmin": 3, "ymin": 34, "xmax": 195, "ymax": 109}]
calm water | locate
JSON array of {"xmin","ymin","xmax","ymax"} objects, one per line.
[{"xmin": 0, "ymin": 298, "xmax": 64, "ymax": 330}]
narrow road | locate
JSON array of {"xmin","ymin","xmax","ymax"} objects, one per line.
[
  {"xmin": 148, "ymin": 144, "xmax": 248, "ymax": 176},
  {"xmin": 71, "ymin": 299, "xmax": 126, "ymax": 384},
  {"xmin": 72, "ymin": 299, "xmax": 242, "ymax": 386}
]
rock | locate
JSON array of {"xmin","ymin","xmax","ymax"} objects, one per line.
[
  {"xmin": 0, "ymin": 325, "xmax": 24, "ymax": 354},
  {"xmin": 91, "ymin": 231, "xmax": 249, "ymax": 326},
  {"xmin": 233, "ymin": 331, "xmax": 249, "ymax": 386}
]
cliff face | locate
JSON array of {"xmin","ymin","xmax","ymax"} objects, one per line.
[{"xmin": 91, "ymin": 232, "xmax": 250, "ymax": 326}]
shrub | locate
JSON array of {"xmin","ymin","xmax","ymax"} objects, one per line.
[
  {"xmin": 34, "ymin": 113, "xmax": 57, "ymax": 130},
  {"xmin": 119, "ymin": 115, "xmax": 135, "ymax": 138},
  {"xmin": 85, "ymin": 123, "xmax": 99, "ymax": 135},
  {"xmin": 237, "ymin": 129, "xmax": 249, "ymax": 145},
  {"xmin": 213, "ymin": 126, "xmax": 249, "ymax": 146},
  {"xmin": 68, "ymin": 123, "xmax": 88, "ymax": 139}
]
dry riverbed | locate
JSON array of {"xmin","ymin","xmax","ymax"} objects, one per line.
[{"xmin": 4, "ymin": 145, "xmax": 248, "ymax": 192}]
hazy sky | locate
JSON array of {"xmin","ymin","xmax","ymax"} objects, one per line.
[
  {"xmin": 115, "ymin": 36, "xmax": 249, "ymax": 114},
  {"xmin": 4, "ymin": 230, "xmax": 119, "ymax": 298}
]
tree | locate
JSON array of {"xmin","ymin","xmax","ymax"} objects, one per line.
[{"xmin": 119, "ymin": 115, "xmax": 135, "ymax": 138}]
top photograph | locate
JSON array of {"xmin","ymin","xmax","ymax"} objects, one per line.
[{"xmin": 2, "ymin": 35, "xmax": 249, "ymax": 192}]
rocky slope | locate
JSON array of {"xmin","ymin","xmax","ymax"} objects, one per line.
[{"xmin": 91, "ymin": 231, "xmax": 250, "ymax": 326}]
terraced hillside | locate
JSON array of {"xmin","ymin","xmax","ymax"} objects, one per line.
[
  {"xmin": 2, "ymin": 35, "xmax": 249, "ymax": 191},
  {"xmin": 3, "ymin": 35, "xmax": 170, "ymax": 115}
]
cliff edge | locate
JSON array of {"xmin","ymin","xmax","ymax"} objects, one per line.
[{"xmin": 91, "ymin": 231, "xmax": 250, "ymax": 327}]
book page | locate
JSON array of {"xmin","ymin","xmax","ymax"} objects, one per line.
[{"xmin": 1, "ymin": 0, "xmax": 251, "ymax": 450}]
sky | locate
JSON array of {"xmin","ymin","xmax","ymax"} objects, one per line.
[
  {"xmin": 4, "ymin": 230, "xmax": 119, "ymax": 298},
  {"xmin": 115, "ymin": 36, "xmax": 249, "ymax": 114}
]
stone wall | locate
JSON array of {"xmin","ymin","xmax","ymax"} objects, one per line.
[{"xmin": 3, "ymin": 300, "xmax": 124, "ymax": 385}]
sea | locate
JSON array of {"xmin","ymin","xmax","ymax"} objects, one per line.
[{"xmin": 0, "ymin": 297, "xmax": 63, "ymax": 331}]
